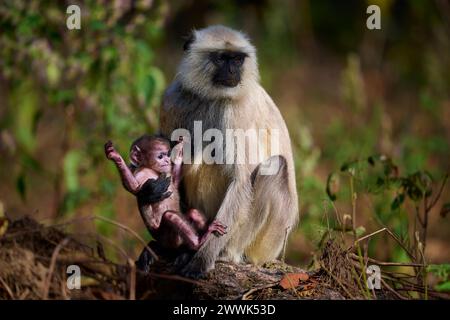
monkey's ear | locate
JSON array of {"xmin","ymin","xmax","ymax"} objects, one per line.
[
  {"xmin": 130, "ymin": 145, "xmax": 143, "ymax": 167},
  {"xmin": 183, "ymin": 32, "xmax": 195, "ymax": 51}
]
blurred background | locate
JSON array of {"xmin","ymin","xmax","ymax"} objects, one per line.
[{"xmin": 0, "ymin": 0, "xmax": 449, "ymax": 267}]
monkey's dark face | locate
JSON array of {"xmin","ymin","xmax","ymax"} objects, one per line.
[{"xmin": 209, "ymin": 51, "xmax": 248, "ymax": 88}]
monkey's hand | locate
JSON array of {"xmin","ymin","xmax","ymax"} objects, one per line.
[
  {"xmin": 208, "ymin": 220, "xmax": 227, "ymax": 237},
  {"xmin": 104, "ymin": 141, "xmax": 122, "ymax": 163},
  {"xmin": 171, "ymin": 141, "xmax": 184, "ymax": 166},
  {"xmin": 180, "ymin": 235, "xmax": 220, "ymax": 279},
  {"xmin": 136, "ymin": 176, "xmax": 172, "ymax": 205}
]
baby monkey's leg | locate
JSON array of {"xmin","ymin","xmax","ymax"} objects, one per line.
[
  {"xmin": 163, "ymin": 211, "xmax": 227, "ymax": 251},
  {"xmin": 185, "ymin": 209, "xmax": 208, "ymax": 232}
]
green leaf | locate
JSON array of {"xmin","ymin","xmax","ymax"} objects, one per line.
[
  {"xmin": 46, "ymin": 60, "xmax": 60, "ymax": 86},
  {"xmin": 382, "ymin": 158, "xmax": 398, "ymax": 177},
  {"xmin": 61, "ymin": 188, "xmax": 90, "ymax": 214},
  {"xmin": 340, "ymin": 159, "xmax": 358, "ymax": 172},
  {"xmin": 63, "ymin": 150, "xmax": 83, "ymax": 192},
  {"xmin": 51, "ymin": 89, "xmax": 76, "ymax": 104},
  {"xmin": 12, "ymin": 82, "xmax": 38, "ymax": 152},
  {"xmin": 21, "ymin": 153, "xmax": 42, "ymax": 172},
  {"xmin": 326, "ymin": 173, "xmax": 339, "ymax": 201},
  {"xmin": 16, "ymin": 173, "xmax": 26, "ymax": 201},
  {"xmin": 391, "ymin": 193, "xmax": 405, "ymax": 211},
  {"xmin": 367, "ymin": 155, "xmax": 376, "ymax": 166},
  {"xmin": 355, "ymin": 226, "xmax": 366, "ymax": 237},
  {"xmin": 90, "ymin": 20, "xmax": 107, "ymax": 31},
  {"xmin": 436, "ymin": 281, "xmax": 450, "ymax": 292},
  {"xmin": 405, "ymin": 171, "xmax": 433, "ymax": 201},
  {"xmin": 94, "ymin": 202, "xmax": 116, "ymax": 237},
  {"xmin": 427, "ymin": 264, "xmax": 450, "ymax": 279}
]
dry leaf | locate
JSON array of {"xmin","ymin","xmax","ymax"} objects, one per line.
[{"xmin": 279, "ymin": 272, "xmax": 309, "ymax": 289}]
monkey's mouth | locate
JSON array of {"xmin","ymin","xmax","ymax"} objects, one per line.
[{"xmin": 213, "ymin": 76, "xmax": 241, "ymax": 88}]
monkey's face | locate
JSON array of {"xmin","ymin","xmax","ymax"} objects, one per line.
[
  {"xmin": 146, "ymin": 143, "xmax": 171, "ymax": 174},
  {"xmin": 176, "ymin": 25, "xmax": 260, "ymax": 100},
  {"xmin": 209, "ymin": 51, "xmax": 248, "ymax": 88}
]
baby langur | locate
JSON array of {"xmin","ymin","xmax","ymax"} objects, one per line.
[{"xmin": 104, "ymin": 135, "xmax": 227, "ymax": 252}]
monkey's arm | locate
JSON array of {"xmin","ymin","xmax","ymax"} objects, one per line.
[
  {"xmin": 105, "ymin": 141, "xmax": 140, "ymax": 193},
  {"xmin": 171, "ymin": 140, "xmax": 184, "ymax": 186}
]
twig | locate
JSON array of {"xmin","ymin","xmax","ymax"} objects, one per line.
[
  {"xmin": 128, "ymin": 259, "xmax": 136, "ymax": 300},
  {"xmin": 353, "ymin": 228, "xmax": 387, "ymax": 245},
  {"xmin": 0, "ymin": 276, "xmax": 15, "ymax": 299},
  {"xmin": 415, "ymin": 204, "xmax": 424, "ymax": 227},
  {"xmin": 241, "ymin": 282, "xmax": 278, "ymax": 300},
  {"xmin": 426, "ymin": 174, "xmax": 448, "ymax": 211},
  {"xmin": 380, "ymin": 278, "xmax": 408, "ymax": 300},
  {"xmin": 43, "ymin": 238, "xmax": 70, "ymax": 300},
  {"xmin": 320, "ymin": 263, "xmax": 355, "ymax": 299},
  {"xmin": 348, "ymin": 253, "xmax": 424, "ymax": 267},
  {"xmin": 281, "ymin": 226, "xmax": 290, "ymax": 263},
  {"xmin": 144, "ymin": 272, "xmax": 214, "ymax": 287},
  {"xmin": 93, "ymin": 233, "xmax": 134, "ymax": 265},
  {"xmin": 349, "ymin": 173, "xmax": 357, "ymax": 241},
  {"xmin": 18, "ymin": 289, "xmax": 30, "ymax": 300},
  {"xmin": 351, "ymin": 227, "xmax": 416, "ymax": 261},
  {"xmin": 396, "ymin": 286, "xmax": 450, "ymax": 299},
  {"xmin": 51, "ymin": 215, "xmax": 158, "ymax": 261}
]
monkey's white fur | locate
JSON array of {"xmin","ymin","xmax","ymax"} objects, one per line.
[
  {"xmin": 177, "ymin": 25, "xmax": 259, "ymax": 101},
  {"xmin": 161, "ymin": 25, "xmax": 299, "ymax": 273}
]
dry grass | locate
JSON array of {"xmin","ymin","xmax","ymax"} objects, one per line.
[{"xmin": 1, "ymin": 216, "xmax": 448, "ymax": 300}]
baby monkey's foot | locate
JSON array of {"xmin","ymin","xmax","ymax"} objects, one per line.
[{"xmin": 208, "ymin": 220, "xmax": 227, "ymax": 237}]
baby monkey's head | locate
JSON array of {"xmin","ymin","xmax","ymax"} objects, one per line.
[{"xmin": 130, "ymin": 135, "xmax": 171, "ymax": 174}]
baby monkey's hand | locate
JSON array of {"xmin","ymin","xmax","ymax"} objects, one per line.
[
  {"xmin": 208, "ymin": 220, "xmax": 227, "ymax": 237},
  {"xmin": 104, "ymin": 141, "xmax": 122, "ymax": 163},
  {"xmin": 172, "ymin": 136, "xmax": 184, "ymax": 165}
]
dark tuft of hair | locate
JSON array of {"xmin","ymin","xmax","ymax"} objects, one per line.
[{"xmin": 183, "ymin": 31, "xmax": 195, "ymax": 51}]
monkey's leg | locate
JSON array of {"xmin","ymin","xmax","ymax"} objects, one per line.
[
  {"xmin": 163, "ymin": 211, "xmax": 226, "ymax": 251},
  {"xmin": 185, "ymin": 208, "xmax": 208, "ymax": 231},
  {"xmin": 181, "ymin": 171, "xmax": 253, "ymax": 278},
  {"xmin": 242, "ymin": 155, "xmax": 298, "ymax": 264}
]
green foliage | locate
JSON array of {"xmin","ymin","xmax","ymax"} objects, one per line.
[
  {"xmin": 0, "ymin": 1, "xmax": 166, "ymax": 235},
  {"xmin": 1, "ymin": 0, "xmax": 449, "ymax": 267},
  {"xmin": 427, "ymin": 264, "xmax": 450, "ymax": 292},
  {"xmin": 326, "ymin": 153, "xmax": 448, "ymax": 266}
]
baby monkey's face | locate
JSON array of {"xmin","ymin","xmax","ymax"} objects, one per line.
[{"xmin": 146, "ymin": 143, "xmax": 171, "ymax": 174}]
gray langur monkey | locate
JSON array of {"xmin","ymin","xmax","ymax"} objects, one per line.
[{"xmin": 160, "ymin": 25, "xmax": 299, "ymax": 277}]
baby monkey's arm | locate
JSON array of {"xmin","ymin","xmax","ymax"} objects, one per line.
[
  {"xmin": 171, "ymin": 137, "xmax": 184, "ymax": 187},
  {"xmin": 104, "ymin": 141, "xmax": 141, "ymax": 194}
]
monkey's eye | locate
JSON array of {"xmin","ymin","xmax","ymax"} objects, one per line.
[
  {"xmin": 234, "ymin": 56, "xmax": 244, "ymax": 66},
  {"xmin": 158, "ymin": 154, "xmax": 164, "ymax": 159},
  {"xmin": 210, "ymin": 52, "xmax": 223, "ymax": 65}
]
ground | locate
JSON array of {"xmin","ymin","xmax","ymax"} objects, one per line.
[{"xmin": 0, "ymin": 216, "xmax": 437, "ymax": 300}]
